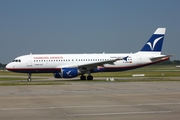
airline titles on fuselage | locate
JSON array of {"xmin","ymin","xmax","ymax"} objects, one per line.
[{"xmin": 33, "ymin": 56, "xmax": 63, "ymax": 59}]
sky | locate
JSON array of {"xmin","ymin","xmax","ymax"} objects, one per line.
[{"xmin": 0, "ymin": 0, "xmax": 180, "ymax": 64}]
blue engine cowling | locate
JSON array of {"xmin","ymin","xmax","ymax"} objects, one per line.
[{"xmin": 54, "ymin": 68, "xmax": 78, "ymax": 78}]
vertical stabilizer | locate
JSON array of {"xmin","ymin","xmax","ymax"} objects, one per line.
[{"xmin": 139, "ymin": 28, "xmax": 166, "ymax": 54}]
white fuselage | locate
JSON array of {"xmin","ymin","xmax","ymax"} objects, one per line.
[{"xmin": 6, "ymin": 52, "xmax": 167, "ymax": 74}]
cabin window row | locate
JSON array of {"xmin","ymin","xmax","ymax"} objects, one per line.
[{"xmin": 33, "ymin": 59, "xmax": 111, "ymax": 62}]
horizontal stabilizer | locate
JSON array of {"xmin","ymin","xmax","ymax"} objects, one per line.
[{"xmin": 150, "ymin": 55, "xmax": 173, "ymax": 62}]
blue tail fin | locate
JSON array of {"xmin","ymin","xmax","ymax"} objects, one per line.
[{"xmin": 140, "ymin": 28, "xmax": 166, "ymax": 53}]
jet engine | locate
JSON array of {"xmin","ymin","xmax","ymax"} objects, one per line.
[{"xmin": 54, "ymin": 68, "xmax": 78, "ymax": 78}]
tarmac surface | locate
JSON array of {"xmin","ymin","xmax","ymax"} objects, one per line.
[{"xmin": 0, "ymin": 79, "xmax": 180, "ymax": 120}]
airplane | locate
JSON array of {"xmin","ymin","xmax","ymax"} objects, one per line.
[{"xmin": 6, "ymin": 28, "xmax": 172, "ymax": 82}]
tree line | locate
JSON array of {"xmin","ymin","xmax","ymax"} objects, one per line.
[
  {"xmin": 155, "ymin": 60, "xmax": 180, "ymax": 65},
  {"xmin": 0, "ymin": 63, "xmax": 6, "ymax": 67},
  {"xmin": 0, "ymin": 63, "xmax": 6, "ymax": 70}
]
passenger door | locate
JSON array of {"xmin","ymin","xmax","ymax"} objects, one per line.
[{"xmin": 27, "ymin": 55, "xmax": 32, "ymax": 67}]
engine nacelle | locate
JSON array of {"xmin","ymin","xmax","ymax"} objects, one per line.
[{"xmin": 54, "ymin": 68, "xmax": 78, "ymax": 78}]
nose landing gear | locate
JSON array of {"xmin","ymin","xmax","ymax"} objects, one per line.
[{"xmin": 27, "ymin": 73, "xmax": 32, "ymax": 82}]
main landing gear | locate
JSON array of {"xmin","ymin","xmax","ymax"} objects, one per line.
[
  {"xmin": 80, "ymin": 74, "xmax": 93, "ymax": 80},
  {"xmin": 27, "ymin": 73, "xmax": 32, "ymax": 82}
]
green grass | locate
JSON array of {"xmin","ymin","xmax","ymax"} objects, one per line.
[
  {"xmin": 114, "ymin": 77, "xmax": 180, "ymax": 82},
  {"xmin": 92, "ymin": 65, "xmax": 180, "ymax": 77},
  {"xmin": 0, "ymin": 65, "xmax": 180, "ymax": 86},
  {"xmin": 0, "ymin": 77, "xmax": 26, "ymax": 81},
  {"xmin": 0, "ymin": 81, "xmax": 70, "ymax": 86}
]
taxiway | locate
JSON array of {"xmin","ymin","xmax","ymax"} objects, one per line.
[{"xmin": 0, "ymin": 80, "xmax": 180, "ymax": 120}]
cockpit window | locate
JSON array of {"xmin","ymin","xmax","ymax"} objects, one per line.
[{"xmin": 13, "ymin": 59, "xmax": 21, "ymax": 62}]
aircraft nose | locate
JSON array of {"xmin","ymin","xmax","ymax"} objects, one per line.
[
  {"xmin": 6, "ymin": 64, "xmax": 10, "ymax": 70},
  {"xmin": 6, "ymin": 63, "xmax": 13, "ymax": 71}
]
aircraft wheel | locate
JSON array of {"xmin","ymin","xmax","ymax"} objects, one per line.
[
  {"xmin": 80, "ymin": 75, "xmax": 86, "ymax": 80},
  {"xmin": 87, "ymin": 75, "xmax": 93, "ymax": 80},
  {"xmin": 27, "ymin": 78, "xmax": 31, "ymax": 82}
]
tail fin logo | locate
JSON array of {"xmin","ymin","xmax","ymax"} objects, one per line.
[
  {"xmin": 146, "ymin": 36, "xmax": 163, "ymax": 51},
  {"xmin": 139, "ymin": 28, "xmax": 166, "ymax": 52}
]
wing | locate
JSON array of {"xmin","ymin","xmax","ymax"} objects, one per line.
[
  {"xmin": 57, "ymin": 57, "xmax": 127, "ymax": 71},
  {"xmin": 78, "ymin": 58, "xmax": 122, "ymax": 68},
  {"xmin": 76, "ymin": 57, "xmax": 126, "ymax": 73}
]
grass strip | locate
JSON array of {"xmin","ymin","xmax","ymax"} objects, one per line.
[{"xmin": 0, "ymin": 81, "xmax": 70, "ymax": 86}]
